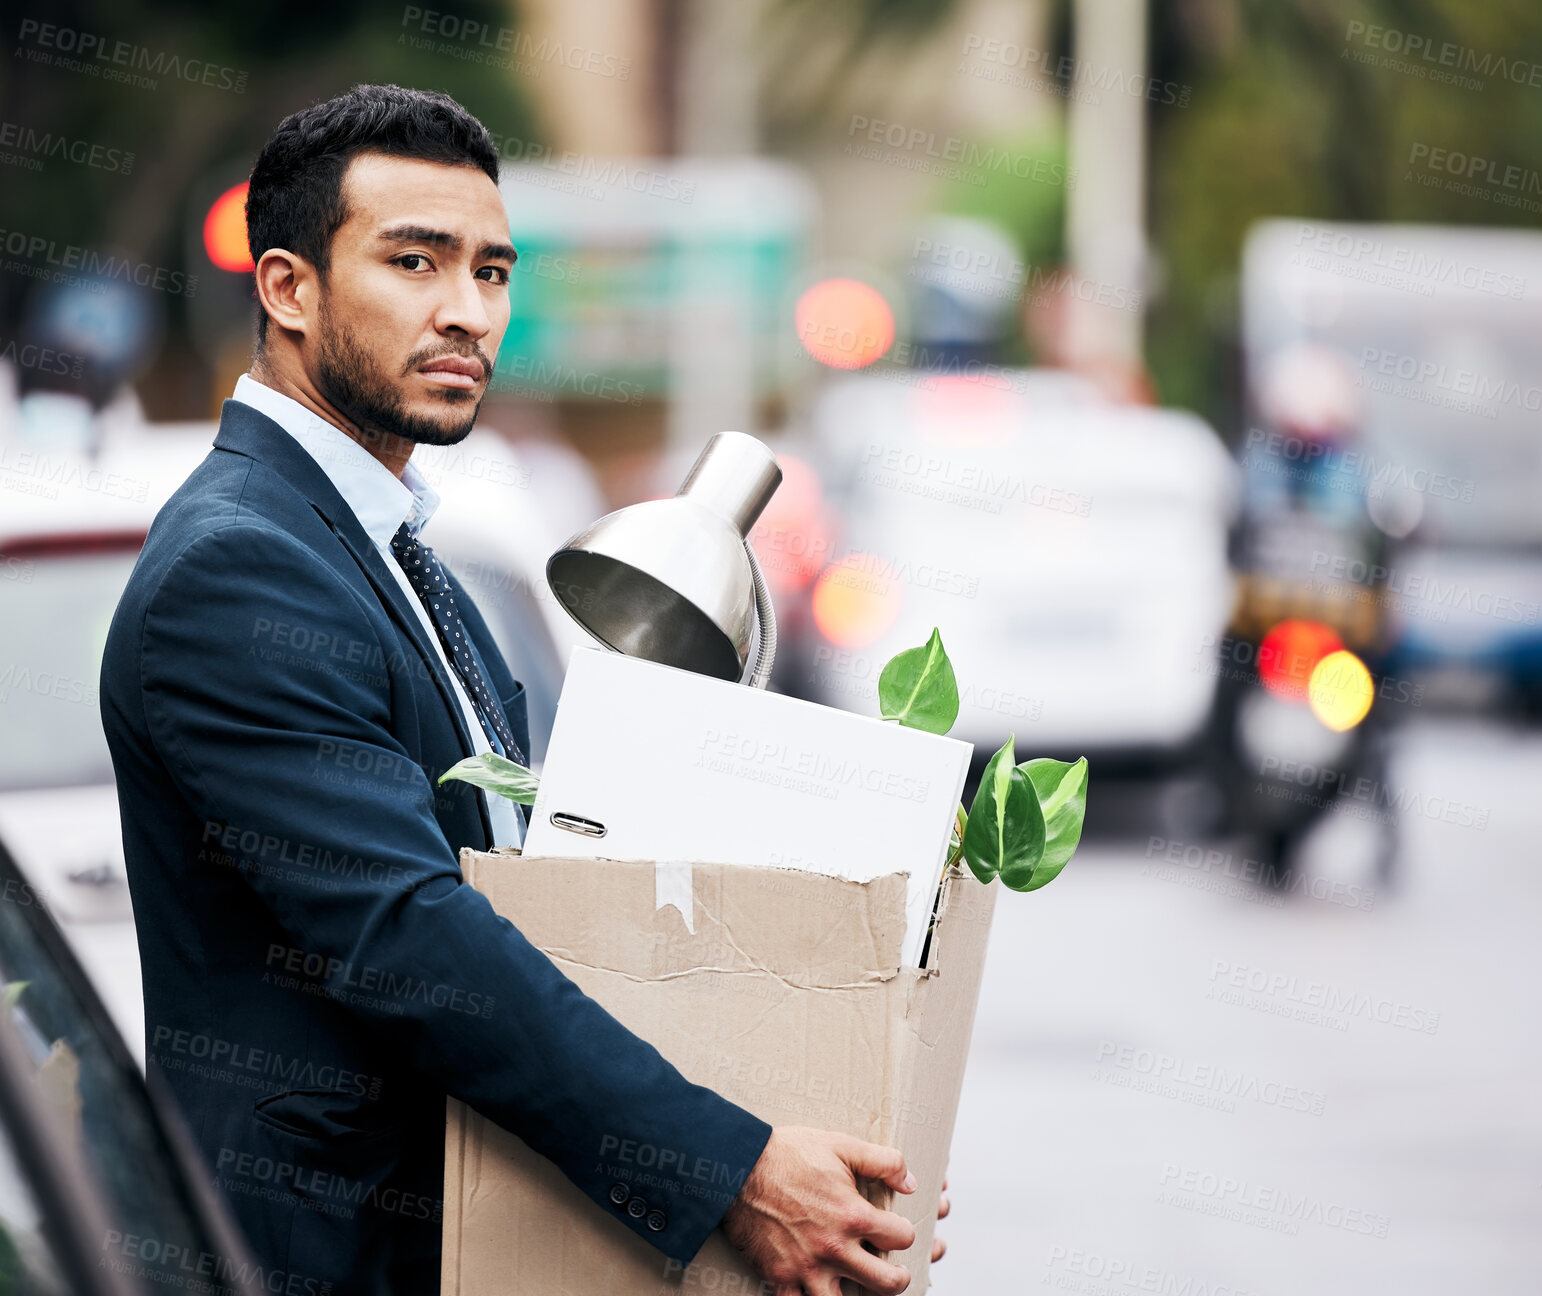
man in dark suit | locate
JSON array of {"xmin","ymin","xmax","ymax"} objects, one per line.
[{"xmin": 100, "ymin": 84, "xmax": 922, "ymax": 1295}]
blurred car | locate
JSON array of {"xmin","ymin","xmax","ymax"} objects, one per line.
[
  {"xmin": 0, "ymin": 833, "xmax": 262, "ymax": 1293},
  {"xmin": 0, "ymin": 417, "xmax": 211, "ymax": 1060},
  {"xmin": 0, "ymin": 392, "xmax": 590, "ymax": 1057},
  {"xmin": 778, "ymin": 369, "xmax": 1238, "ymax": 784}
]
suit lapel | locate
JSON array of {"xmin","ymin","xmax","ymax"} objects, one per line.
[{"xmin": 212, "ymin": 401, "xmax": 494, "ymax": 849}]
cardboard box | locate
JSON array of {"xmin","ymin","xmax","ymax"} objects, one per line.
[{"xmin": 442, "ymin": 850, "xmax": 997, "ymax": 1295}]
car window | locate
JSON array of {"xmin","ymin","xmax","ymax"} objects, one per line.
[
  {"xmin": 0, "ymin": 850, "xmax": 259, "ymax": 1293},
  {"xmin": 0, "ymin": 1112, "xmax": 69, "ymax": 1292},
  {"xmin": 0, "ymin": 551, "xmax": 136, "ymax": 793}
]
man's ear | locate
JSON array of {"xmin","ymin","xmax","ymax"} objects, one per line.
[{"xmin": 254, "ymin": 248, "xmax": 318, "ymax": 340}]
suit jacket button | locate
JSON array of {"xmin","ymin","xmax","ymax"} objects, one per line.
[
  {"xmin": 608, "ymin": 1183, "xmax": 630, "ymax": 1207},
  {"xmin": 646, "ymin": 1210, "xmax": 668, "ymax": 1233},
  {"xmin": 626, "ymin": 1196, "xmax": 648, "ymax": 1219}
]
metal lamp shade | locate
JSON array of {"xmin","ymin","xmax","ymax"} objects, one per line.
[{"xmin": 546, "ymin": 432, "xmax": 782, "ymax": 683}]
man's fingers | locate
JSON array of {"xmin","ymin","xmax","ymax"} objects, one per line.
[
  {"xmin": 937, "ymin": 1186, "xmax": 951, "ymax": 1220},
  {"xmin": 838, "ymin": 1136, "xmax": 915, "ymax": 1193},
  {"xmin": 931, "ymin": 1234, "xmax": 947, "ymax": 1262},
  {"xmin": 837, "ymin": 1241, "xmax": 912, "ymax": 1295},
  {"xmin": 859, "ymin": 1203, "xmax": 917, "ymax": 1254}
]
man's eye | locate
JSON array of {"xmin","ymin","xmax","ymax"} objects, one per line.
[
  {"xmin": 396, "ymin": 254, "xmax": 430, "ymax": 272},
  {"xmin": 477, "ymin": 266, "xmax": 511, "ymax": 286}
]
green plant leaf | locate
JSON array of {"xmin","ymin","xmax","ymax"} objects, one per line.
[
  {"xmin": 962, "ymin": 736, "xmax": 1045, "ymax": 886},
  {"xmin": 945, "ymin": 803, "xmax": 967, "ymax": 870},
  {"xmin": 1016, "ymin": 756, "xmax": 1088, "ymax": 892},
  {"xmin": 878, "ymin": 628, "xmax": 960, "ymax": 735},
  {"xmin": 437, "ymin": 753, "xmax": 540, "ymax": 804},
  {"xmin": 3, "ymin": 982, "xmax": 26, "ymax": 1008}
]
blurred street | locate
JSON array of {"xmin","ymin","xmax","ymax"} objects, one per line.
[{"xmin": 942, "ymin": 715, "xmax": 1542, "ymax": 1295}]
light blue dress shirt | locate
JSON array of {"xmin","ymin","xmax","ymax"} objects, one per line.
[{"xmin": 232, "ymin": 374, "xmax": 526, "ymax": 847}]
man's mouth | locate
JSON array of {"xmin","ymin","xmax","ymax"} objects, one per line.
[{"xmin": 416, "ymin": 356, "xmax": 486, "ymax": 390}]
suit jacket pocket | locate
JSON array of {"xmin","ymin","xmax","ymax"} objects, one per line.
[
  {"xmin": 240, "ymin": 1086, "xmax": 438, "ymax": 1290},
  {"xmin": 253, "ymin": 1084, "xmax": 401, "ymax": 1144}
]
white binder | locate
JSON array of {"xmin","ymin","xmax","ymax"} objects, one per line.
[{"xmin": 524, "ymin": 648, "xmax": 973, "ymax": 966}]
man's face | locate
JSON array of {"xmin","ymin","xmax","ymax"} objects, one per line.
[{"xmin": 309, "ymin": 153, "xmax": 515, "ymax": 448}]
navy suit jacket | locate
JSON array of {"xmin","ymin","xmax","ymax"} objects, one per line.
[{"xmin": 99, "ymin": 400, "xmax": 770, "ymax": 1293}]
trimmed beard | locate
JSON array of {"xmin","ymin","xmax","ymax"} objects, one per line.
[{"xmin": 314, "ymin": 299, "xmax": 486, "ymax": 450}]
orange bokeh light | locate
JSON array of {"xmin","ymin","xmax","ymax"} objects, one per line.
[
  {"xmin": 811, "ymin": 553, "xmax": 903, "ymax": 648},
  {"xmin": 795, "ymin": 278, "xmax": 894, "ymax": 369},
  {"xmin": 751, "ymin": 455, "xmax": 832, "ymax": 595},
  {"xmin": 1258, "ymin": 619, "xmax": 1343, "ymax": 702},
  {"xmin": 204, "ymin": 182, "xmax": 254, "ymax": 272}
]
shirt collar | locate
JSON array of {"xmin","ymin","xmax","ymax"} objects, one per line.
[{"xmin": 231, "ymin": 373, "xmax": 441, "ymax": 546}]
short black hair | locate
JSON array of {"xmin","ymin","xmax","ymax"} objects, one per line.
[{"xmin": 245, "ymin": 84, "xmax": 500, "ymax": 342}]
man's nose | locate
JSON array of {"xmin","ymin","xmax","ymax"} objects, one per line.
[{"xmin": 434, "ymin": 269, "xmax": 494, "ymax": 338}]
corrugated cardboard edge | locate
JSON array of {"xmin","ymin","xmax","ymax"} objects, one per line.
[{"xmin": 883, "ymin": 864, "xmax": 999, "ymax": 1284}]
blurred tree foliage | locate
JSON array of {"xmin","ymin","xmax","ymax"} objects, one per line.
[
  {"xmin": 0, "ymin": 0, "xmax": 537, "ymax": 412},
  {"xmin": 766, "ymin": 0, "xmax": 1542, "ymax": 431},
  {"xmin": 1150, "ymin": 0, "xmax": 1542, "ymax": 428}
]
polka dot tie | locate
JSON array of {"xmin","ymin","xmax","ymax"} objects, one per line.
[{"xmin": 390, "ymin": 522, "xmax": 526, "ymax": 765}]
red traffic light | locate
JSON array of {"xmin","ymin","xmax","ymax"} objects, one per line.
[{"xmin": 204, "ymin": 182, "xmax": 253, "ymax": 272}]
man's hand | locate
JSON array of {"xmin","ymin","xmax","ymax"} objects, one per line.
[{"xmin": 723, "ymin": 1126, "xmax": 918, "ymax": 1296}]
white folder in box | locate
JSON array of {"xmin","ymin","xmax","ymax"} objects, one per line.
[{"xmin": 524, "ymin": 648, "xmax": 973, "ymax": 966}]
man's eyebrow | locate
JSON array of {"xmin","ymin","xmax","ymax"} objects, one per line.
[{"xmin": 376, "ymin": 225, "xmax": 518, "ymax": 263}]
